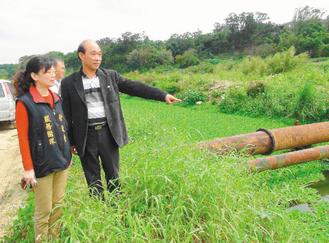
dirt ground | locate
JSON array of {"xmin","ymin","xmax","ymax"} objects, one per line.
[{"xmin": 0, "ymin": 124, "xmax": 27, "ymax": 238}]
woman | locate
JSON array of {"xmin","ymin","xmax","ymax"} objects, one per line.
[{"xmin": 13, "ymin": 56, "xmax": 71, "ymax": 242}]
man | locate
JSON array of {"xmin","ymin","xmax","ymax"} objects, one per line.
[
  {"xmin": 50, "ymin": 59, "xmax": 65, "ymax": 95},
  {"xmin": 60, "ymin": 40, "xmax": 180, "ymax": 198}
]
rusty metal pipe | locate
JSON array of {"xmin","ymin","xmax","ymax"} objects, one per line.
[
  {"xmin": 200, "ymin": 122, "xmax": 329, "ymax": 155},
  {"xmin": 199, "ymin": 131, "xmax": 272, "ymax": 155},
  {"xmin": 248, "ymin": 145, "xmax": 329, "ymax": 172},
  {"xmin": 267, "ymin": 122, "xmax": 329, "ymax": 151}
]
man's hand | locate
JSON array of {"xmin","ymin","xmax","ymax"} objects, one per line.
[
  {"xmin": 165, "ymin": 94, "xmax": 181, "ymax": 104},
  {"xmin": 71, "ymin": 146, "xmax": 78, "ymax": 155}
]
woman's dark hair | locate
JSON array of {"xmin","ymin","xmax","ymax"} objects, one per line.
[{"xmin": 12, "ymin": 55, "xmax": 55, "ymax": 96}]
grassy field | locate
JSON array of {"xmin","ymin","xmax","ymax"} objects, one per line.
[
  {"xmin": 4, "ymin": 97, "xmax": 329, "ymax": 242},
  {"xmin": 126, "ymin": 52, "xmax": 329, "ymax": 122}
]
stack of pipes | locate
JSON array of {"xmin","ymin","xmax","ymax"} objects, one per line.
[{"xmin": 199, "ymin": 122, "xmax": 329, "ymax": 172}]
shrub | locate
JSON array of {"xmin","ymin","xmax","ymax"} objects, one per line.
[
  {"xmin": 186, "ymin": 62, "xmax": 214, "ymax": 73},
  {"xmin": 127, "ymin": 47, "xmax": 173, "ymax": 70},
  {"xmin": 218, "ymin": 87, "xmax": 248, "ymax": 114},
  {"xmin": 244, "ymin": 44, "xmax": 276, "ymax": 58},
  {"xmin": 208, "ymin": 81, "xmax": 233, "ymax": 104},
  {"xmin": 206, "ymin": 58, "xmax": 220, "ymax": 64},
  {"xmin": 175, "ymin": 49, "xmax": 200, "ymax": 68},
  {"xmin": 240, "ymin": 56, "xmax": 266, "ymax": 75},
  {"xmin": 239, "ymin": 47, "xmax": 308, "ymax": 75},
  {"xmin": 219, "ymin": 84, "xmax": 294, "ymax": 118},
  {"xmin": 266, "ymin": 47, "xmax": 308, "ymax": 74},
  {"xmin": 319, "ymin": 44, "xmax": 329, "ymax": 57},
  {"xmin": 179, "ymin": 89, "xmax": 206, "ymax": 105},
  {"xmin": 156, "ymin": 81, "xmax": 180, "ymax": 94},
  {"xmin": 293, "ymin": 83, "xmax": 318, "ymax": 121},
  {"xmin": 320, "ymin": 61, "xmax": 329, "ymax": 72},
  {"xmin": 246, "ymin": 81, "xmax": 266, "ymax": 97}
]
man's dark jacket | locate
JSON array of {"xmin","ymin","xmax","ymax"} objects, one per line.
[{"xmin": 60, "ymin": 68, "xmax": 167, "ymax": 157}]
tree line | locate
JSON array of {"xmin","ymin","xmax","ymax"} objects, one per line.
[{"xmin": 0, "ymin": 6, "xmax": 328, "ymax": 79}]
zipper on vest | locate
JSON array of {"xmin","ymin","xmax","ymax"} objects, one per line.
[{"xmin": 47, "ymin": 105, "xmax": 64, "ymax": 152}]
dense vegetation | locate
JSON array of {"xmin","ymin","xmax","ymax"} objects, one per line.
[
  {"xmin": 4, "ymin": 97, "xmax": 329, "ymax": 242},
  {"xmin": 124, "ymin": 47, "xmax": 329, "ymax": 122},
  {"xmin": 0, "ymin": 5, "xmax": 328, "ymax": 78}
]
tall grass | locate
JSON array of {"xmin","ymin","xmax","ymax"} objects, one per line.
[
  {"xmin": 240, "ymin": 47, "xmax": 308, "ymax": 75},
  {"xmin": 4, "ymin": 98, "xmax": 329, "ymax": 242},
  {"xmin": 125, "ymin": 50, "xmax": 328, "ymax": 121}
]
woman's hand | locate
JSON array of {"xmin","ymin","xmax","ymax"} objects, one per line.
[
  {"xmin": 23, "ymin": 169, "xmax": 37, "ymax": 187},
  {"xmin": 71, "ymin": 146, "xmax": 78, "ymax": 155}
]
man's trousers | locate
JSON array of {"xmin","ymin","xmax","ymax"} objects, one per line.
[{"xmin": 80, "ymin": 124, "xmax": 120, "ymax": 198}]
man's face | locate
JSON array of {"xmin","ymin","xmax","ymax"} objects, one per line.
[
  {"xmin": 80, "ymin": 42, "xmax": 102, "ymax": 71},
  {"xmin": 55, "ymin": 61, "xmax": 65, "ymax": 80}
]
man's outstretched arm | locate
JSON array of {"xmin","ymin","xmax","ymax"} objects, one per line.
[{"xmin": 113, "ymin": 71, "xmax": 180, "ymax": 103}]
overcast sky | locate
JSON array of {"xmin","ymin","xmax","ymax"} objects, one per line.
[{"xmin": 0, "ymin": 0, "xmax": 328, "ymax": 64}]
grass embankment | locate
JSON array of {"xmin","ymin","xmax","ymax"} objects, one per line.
[
  {"xmin": 126, "ymin": 49, "xmax": 329, "ymax": 122},
  {"xmin": 4, "ymin": 97, "xmax": 329, "ymax": 242}
]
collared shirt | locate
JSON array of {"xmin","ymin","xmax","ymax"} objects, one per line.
[
  {"xmin": 50, "ymin": 80, "xmax": 61, "ymax": 96},
  {"xmin": 81, "ymin": 70, "xmax": 106, "ymax": 125}
]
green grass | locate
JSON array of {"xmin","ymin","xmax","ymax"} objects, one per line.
[
  {"xmin": 4, "ymin": 97, "xmax": 329, "ymax": 242},
  {"xmin": 126, "ymin": 54, "xmax": 329, "ymax": 122}
]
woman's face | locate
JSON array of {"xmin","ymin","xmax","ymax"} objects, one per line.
[{"xmin": 32, "ymin": 66, "xmax": 56, "ymax": 88}]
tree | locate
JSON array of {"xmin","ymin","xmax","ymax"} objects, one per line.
[
  {"xmin": 100, "ymin": 32, "xmax": 149, "ymax": 72},
  {"xmin": 175, "ymin": 49, "xmax": 200, "ymax": 68},
  {"xmin": 283, "ymin": 6, "xmax": 329, "ymax": 57},
  {"xmin": 223, "ymin": 12, "xmax": 278, "ymax": 52},
  {"xmin": 0, "ymin": 64, "xmax": 17, "ymax": 79},
  {"xmin": 16, "ymin": 55, "xmax": 35, "ymax": 71},
  {"xmin": 63, "ymin": 52, "xmax": 80, "ymax": 73},
  {"xmin": 296, "ymin": 20, "xmax": 328, "ymax": 56},
  {"xmin": 97, "ymin": 37, "xmax": 114, "ymax": 48},
  {"xmin": 46, "ymin": 51, "xmax": 64, "ymax": 60},
  {"xmin": 126, "ymin": 47, "xmax": 173, "ymax": 70},
  {"xmin": 211, "ymin": 25, "xmax": 231, "ymax": 53},
  {"xmin": 293, "ymin": 6, "xmax": 326, "ymax": 23},
  {"xmin": 166, "ymin": 33, "xmax": 196, "ymax": 57},
  {"xmin": 325, "ymin": 15, "xmax": 329, "ymax": 30}
]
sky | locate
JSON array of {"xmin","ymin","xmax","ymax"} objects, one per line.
[{"xmin": 0, "ymin": 0, "xmax": 328, "ymax": 64}]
